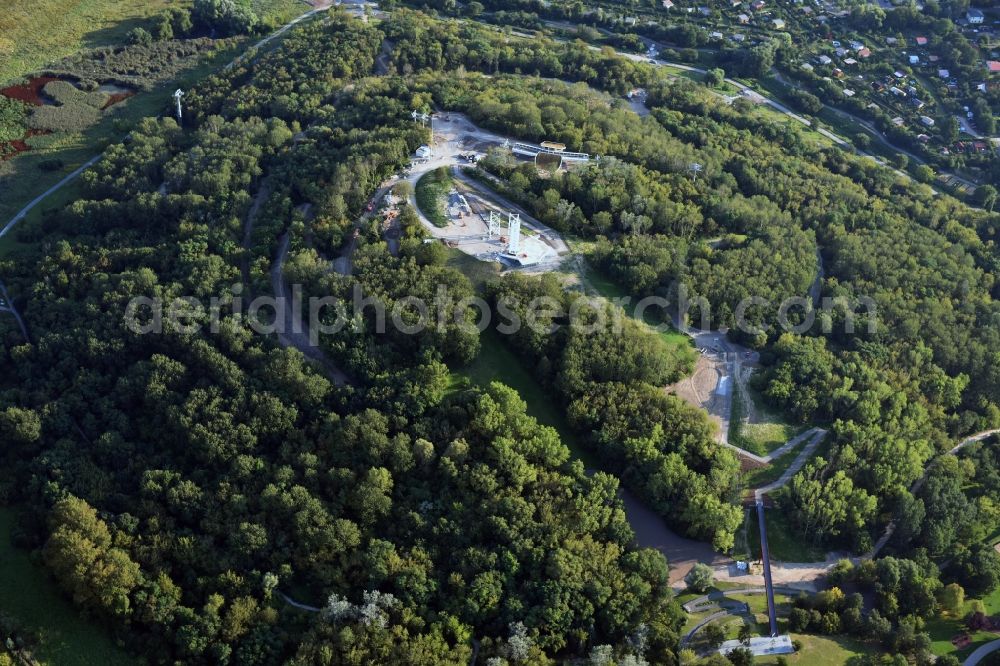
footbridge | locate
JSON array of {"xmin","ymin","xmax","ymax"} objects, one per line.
[{"xmin": 509, "ymin": 142, "xmax": 590, "ymax": 162}]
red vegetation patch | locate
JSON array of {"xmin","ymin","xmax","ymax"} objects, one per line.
[
  {"xmin": 101, "ymin": 91, "xmax": 136, "ymax": 109},
  {"xmin": 0, "ymin": 76, "xmax": 60, "ymax": 106},
  {"xmin": 0, "ymin": 129, "xmax": 53, "ymax": 162}
]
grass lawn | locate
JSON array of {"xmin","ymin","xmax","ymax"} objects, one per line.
[
  {"xmin": 746, "ymin": 506, "xmax": 827, "ymax": 563},
  {"xmin": 0, "ymin": 507, "xmax": 134, "ymax": 665},
  {"xmin": 926, "ymin": 589, "xmax": 1000, "ymax": 659},
  {"xmin": 0, "ymin": 0, "xmax": 179, "ymax": 84},
  {"xmin": 415, "ymin": 168, "xmax": 451, "ymax": 227},
  {"xmin": 755, "ymin": 634, "xmax": 874, "ymax": 665},
  {"xmin": 582, "ymin": 263, "xmax": 697, "ymax": 370},
  {"xmin": 450, "ymin": 326, "xmax": 599, "ymax": 469},
  {"xmin": 737, "ymin": 421, "xmax": 803, "ymax": 456},
  {"xmin": 729, "ymin": 369, "xmax": 805, "ymax": 458},
  {"xmin": 743, "ymin": 432, "xmax": 830, "ymax": 493}
]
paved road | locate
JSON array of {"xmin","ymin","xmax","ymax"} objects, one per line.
[
  {"xmin": 2, "ymin": 155, "xmax": 103, "ymax": 239},
  {"xmin": 965, "ymin": 638, "xmax": 1000, "ymax": 666}
]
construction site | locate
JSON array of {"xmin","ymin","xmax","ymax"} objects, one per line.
[{"xmin": 404, "ymin": 113, "xmax": 574, "ymax": 271}]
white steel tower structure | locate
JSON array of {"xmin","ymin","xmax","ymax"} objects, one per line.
[
  {"xmin": 507, "ymin": 213, "xmax": 521, "ymax": 254},
  {"xmin": 488, "ymin": 211, "xmax": 501, "ymax": 239}
]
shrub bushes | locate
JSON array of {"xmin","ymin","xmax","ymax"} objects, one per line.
[
  {"xmin": 27, "ymin": 81, "xmax": 106, "ymax": 133},
  {"xmin": 0, "ymin": 97, "xmax": 28, "ymax": 143}
]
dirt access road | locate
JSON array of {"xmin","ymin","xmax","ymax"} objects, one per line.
[{"xmin": 270, "ymin": 233, "xmax": 353, "ymax": 386}]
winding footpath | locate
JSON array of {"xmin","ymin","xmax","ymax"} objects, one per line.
[
  {"xmin": 752, "ymin": 429, "xmax": 827, "ymax": 501},
  {"xmin": 965, "ymin": 638, "xmax": 1000, "ymax": 666},
  {"xmin": 271, "ymin": 233, "xmax": 353, "ymax": 386},
  {"xmin": 278, "ymin": 591, "xmax": 322, "ymax": 613},
  {"xmin": 869, "ymin": 428, "xmax": 1000, "ymax": 558},
  {"xmin": 0, "ymin": 281, "xmax": 29, "ymax": 342},
  {"xmin": 728, "ymin": 426, "xmax": 825, "ymax": 468}
]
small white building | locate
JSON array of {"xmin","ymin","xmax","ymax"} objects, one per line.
[
  {"xmin": 415, "ymin": 145, "xmax": 434, "ymax": 159},
  {"xmin": 719, "ymin": 636, "xmax": 794, "ymax": 658},
  {"xmin": 938, "ymin": 69, "xmax": 950, "ymax": 78},
  {"xmin": 909, "ymin": 55, "xmax": 920, "ymax": 65},
  {"xmin": 920, "ymin": 115, "xmax": 936, "ymax": 126},
  {"xmin": 772, "ymin": 17, "xmax": 786, "ymax": 28},
  {"xmin": 818, "ymin": 54, "xmax": 833, "ymax": 65}
]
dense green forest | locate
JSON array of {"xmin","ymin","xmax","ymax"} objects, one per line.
[
  {"xmin": 1, "ymin": 6, "xmax": 999, "ymax": 664},
  {"xmin": 386, "ymin": 10, "xmax": 1000, "ymax": 560},
  {"xmin": 0, "ymin": 12, "xmax": 693, "ymax": 664}
]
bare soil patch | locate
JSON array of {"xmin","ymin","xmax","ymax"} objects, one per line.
[{"xmin": 669, "ymin": 353, "xmax": 728, "ymax": 438}]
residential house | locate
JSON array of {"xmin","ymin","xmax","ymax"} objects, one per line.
[
  {"xmin": 818, "ymin": 54, "xmax": 833, "ymax": 65},
  {"xmin": 909, "ymin": 55, "xmax": 920, "ymax": 64},
  {"xmin": 751, "ymin": 0, "xmax": 765, "ymax": 9},
  {"xmin": 843, "ymin": 88, "xmax": 855, "ymax": 96},
  {"xmin": 843, "ymin": 57, "xmax": 858, "ymax": 65},
  {"xmin": 938, "ymin": 68, "xmax": 950, "ymax": 78},
  {"xmin": 967, "ymin": 8, "xmax": 984, "ymax": 24},
  {"xmin": 772, "ymin": 17, "xmax": 786, "ymax": 28},
  {"xmin": 988, "ymin": 61, "xmax": 1000, "ymax": 73},
  {"xmin": 662, "ymin": 0, "xmax": 674, "ymax": 9},
  {"xmin": 858, "ymin": 47, "xmax": 872, "ymax": 58},
  {"xmin": 738, "ymin": 12, "xmax": 750, "ymax": 22},
  {"xmin": 915, "ymin": 36, "xmax": 928, "ymax": 45},
  {"xmin": 920, "ymin": 115, "xmax": 935, "ymax": 126}
]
